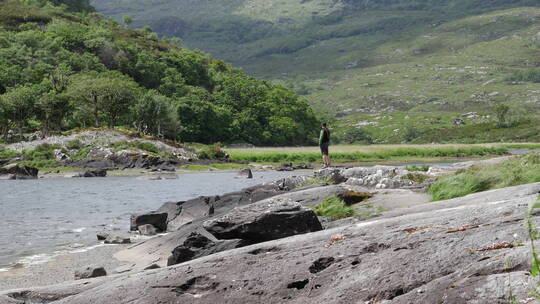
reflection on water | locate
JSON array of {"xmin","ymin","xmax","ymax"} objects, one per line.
[{"xmin": 0, "ymin": 171, "xmax": 304, "ymax": 269}]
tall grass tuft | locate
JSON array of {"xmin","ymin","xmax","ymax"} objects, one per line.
[
  {"xmin": 429, "ymin": 153, "xmax": 540, "ymax": 201},
  {"xmin": 313, "ymin": 196, "xmax": 355, "ymax": 220}
]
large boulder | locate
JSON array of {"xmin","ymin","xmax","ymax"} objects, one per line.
[
  {"xmin": 203, "ymin": 199, "xmax": 323, "ymax": 243},
  {"xmin": 163, "ymin": 197, "xmax": 216, "ymax": 231},
  {"xmin": 237, "ymin": 168, "xmax": 253, "ymax": 179},
  {"xmin": 167, "ymin": 231, "xmax": 246, "ymax": 266},
  {"xmin": 0, "ymin": 164, "xmax": 38, "ymax": 180},
  {"xmin": 130, "ymin": 212, "xmax": 168, "ymax": 232},
  {"xmin": 82, "ymin": 169, "xmax": 107, "ymax": 178},
  {"xmin": 74, "ymin": 266, "xmax": 107, "ymax": 280}
]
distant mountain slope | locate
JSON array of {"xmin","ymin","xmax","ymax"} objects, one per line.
[
  {"xmin": 91, "ymin": 0, "xmax": 540, "ymax": 143},
  {"xmin": 91, "ymin": 0, "xmax": 539, "ymax": 76}
]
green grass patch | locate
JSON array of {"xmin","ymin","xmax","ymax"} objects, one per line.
[
  {"xmin": 22, "ymin": 143, "xmax": 62, "ymax": 161},
  {"xmin": 428, "ymin": 153, "xmax": 540, "ymax": 201},
  {"xmin": 405, "ymin": 165, "xmax": 430, "ymax": 172},
  {"xmin": 0, "ymin": 149, "xmax": 19, "ymax": 159},
  {"xmin": 71, "ymin": 146, "xmax": 93, "ymax": 160},
  {"xmin": 228, "ymin": 146, "xmax": 508, "ymax": 164},
  {"xmin": 313, "ymin": 195, "xmax": 356, "ymax": 220},
  {"xmin": 402, "ymin": 172, "xmax": 430, "ymax": 184},
  {"xmin": 16, "ymin": 160, "xmax": 60, "ymax": 168},
  {"xmin": 66, "ymin": 139, "xmax": 84, "ymax": 150}
]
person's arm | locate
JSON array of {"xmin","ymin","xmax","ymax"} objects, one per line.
[{"xmin": 319, "ymin": 130, "xmax": 324, "ymax": 145}]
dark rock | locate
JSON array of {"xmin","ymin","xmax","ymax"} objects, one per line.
[
  {"xmin": 0, "ymin": 164, "xmax": 38, "ymax": 180},
  {"xmin": 309, "ymin": 257, "xmax": 335, "ymax": 273},
  {"xmin": 156, "ymin": 202, "xmax": 183, "ymax": 226},
  {"xmin": 167, "ymin": 231, "xmax": 246, "ymax": 266},
  {"xmin": 144, "ymin": 264, "xmax": 160, "ymax": 270},
  {"xmin": 130, "ymin": 212, "xmax": 168, "ymax": 232},
  {"xmin": 138, "ymin": 224, "xmax": 157, "ymax": 236},
  {"xmin": 237, "ymin": 168, "xmax": 253, "ymax": 179},
  {"xmin": 74, "ymin": 266, "xmax": 107, "ymax": 280},
  {"xmin": 203, "ymin": 200, "xmax": 323, "ymax": 243},
  {"xmin": 274, "ymin": 163, "xmax": 294, "ymax": 171},
  {"xmin": 82, "ymin": 169, "xmax": 107, "ymax": 178},
  {"xmin": 338, "ymin": 190, "xmax": 372, "ymax": 205},
  {"xmin": 96, "ymin": 232, "xmax": 109, "ymax": 241}
]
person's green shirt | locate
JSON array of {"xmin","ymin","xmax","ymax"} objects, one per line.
[{"xmin": 319, "ymin": 129, "xmax": 330, "ymax": 145}]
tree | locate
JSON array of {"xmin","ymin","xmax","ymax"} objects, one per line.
[
  {"xmin": 35, "ymin": 92, "xmax": 71, "ymax": 136},
  {"xmin": 66, "ymin": 72, "xmax": 140, "ymax": 127},
  {"xmin": 133, "ymin": 90, "xmax": 175, "ymax": 137},
  {"xmin": 495, "ymin": 103, "xmax": 510, "ymax": 128},
  {"xmin": 1, "ymin": 85, "xmax": 40, "ymax": 138},
  {"xmin": 123, "ymin": 16, "xmax": 133, "ymax": 28},
  {"xmin": 176, "ymin": 89, "xmax": 233, "ymax": 143}
]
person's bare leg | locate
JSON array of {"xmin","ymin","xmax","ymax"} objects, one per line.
[{"xmin": 326, "ymin": 155, "xmax": 331, "ymax": 167}]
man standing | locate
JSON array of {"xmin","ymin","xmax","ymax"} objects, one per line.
[{"xmin": 319, "ymin": 123, "xmax": 331, "ymax": 167}]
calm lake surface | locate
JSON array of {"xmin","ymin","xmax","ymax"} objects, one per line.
[{"xmin": 0, "ymin": 171, "xmax": 305, "ymax": 270}]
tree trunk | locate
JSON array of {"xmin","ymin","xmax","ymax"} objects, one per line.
[{"xmin": 93, "ymin": 95, "xmax": 100, "ymax": 127}]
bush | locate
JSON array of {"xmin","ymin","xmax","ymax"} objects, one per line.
[
  {"xmin": 313, "ymin": 196, "xmax": 355, "ymax": 220},
  {"xmin": 22, "ymin": 143, "xmax": 61, "ymax": 160},
  {"xmin": 506, "ymin": 68, "xmax": 540, "ymax": 83},
  {"xmin": 66, "ymin": 139, "xmax": 83, "ymax": 150},
  {"xmin": 197, "ymin": 144, "xmax": 227, "ymax": 159}
]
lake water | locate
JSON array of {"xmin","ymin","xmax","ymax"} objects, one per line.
[{"xmin": 0, "ymin": 171, "xmax": 305, "ymax": 270}]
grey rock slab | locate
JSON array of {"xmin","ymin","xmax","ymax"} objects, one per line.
[
  {"xmin": 203, "ymin": 199, "xmax": 323, "ymax": 243},
  {"xmin": 4, "ymin": 183, "xmax": 540, "ymax": 303}
]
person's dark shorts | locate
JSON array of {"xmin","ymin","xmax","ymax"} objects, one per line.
[{"xmin": 320, "ymin": 142, "xmax": 329, "ymax": 155}]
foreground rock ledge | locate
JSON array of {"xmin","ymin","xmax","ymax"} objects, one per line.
[{"xmin": 1, "ymin": 182, "xmax": 539, "ymax": 304}]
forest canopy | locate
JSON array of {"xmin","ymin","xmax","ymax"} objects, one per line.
[{"xmin": 0, "ymin": 0, "xmax": 319, "ymax": 145}]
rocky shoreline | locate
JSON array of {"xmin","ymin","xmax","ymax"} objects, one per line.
[{"xmin": 1, "ymin": 156, "xmax": 538, "ymax": 303}]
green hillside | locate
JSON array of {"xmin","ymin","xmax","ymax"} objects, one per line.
[
  {"xmin": 0, "ymin": 0, "xmax": 318, "ymax": 146},
  {"xmin": 92, "ymin": 0, "xmax": 540, "ymax": 144}
]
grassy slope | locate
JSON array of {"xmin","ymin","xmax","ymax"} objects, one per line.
[
  {"xmin": 90, "ymin": 0, "xmax": 540, "ymax": 144},
  {"xmin": 428, "ymin": 153, "xmax": 540, "ymax": 201}
]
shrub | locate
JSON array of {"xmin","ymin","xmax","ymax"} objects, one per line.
[
  {"xmin": 109, "ymin": 141, "xmax": 159, "ymax": 154},
  {"xmin": 66, "ymin": 139, "xmax": 83, "ymax": 150},
  {"xmin": 198, "ymin": 144, "xmax": 227, "ymax": 160},
  {"xmin": 313, "ymin": 196, "xmax": 355, "ymax": 220},
  {"xmin": 22, "ymin": 143, "xmax": 61, "ymax": 160}
]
